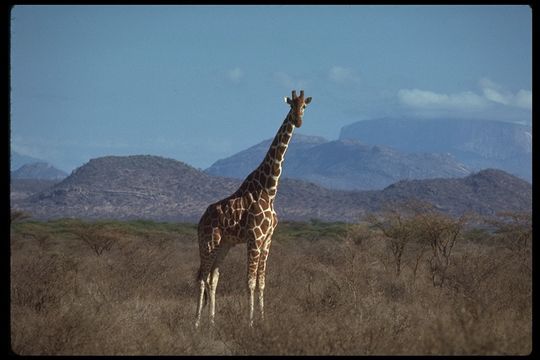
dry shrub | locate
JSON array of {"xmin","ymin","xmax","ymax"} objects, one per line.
[
  {"xmin": 10, "ymin": 217, "xmax": 531, "ymax": 355},
  {"xmin": 11, "ymin": 210, "xmax": 31, "ymax": 222}
]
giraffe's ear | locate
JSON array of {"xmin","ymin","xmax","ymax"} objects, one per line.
[
  {"xmin": 305, "ymin": 97, "xmax": 312, "ymax": 104},
  {"xmin": 284, "ymin": 97, "xmax": 292, "ymax": 105}
]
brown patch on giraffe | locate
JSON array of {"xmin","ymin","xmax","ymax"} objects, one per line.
[
  {"xmin": 255, "ymin": 212, "xmax": 266, "ymax": 222},
  {"xmin": 266, "ymin": 177, "xmax": 277, "ymax": 189},
  {"xmin": 249, "ymin": 248, "xmax": 260, "ymax": 257},
  {"xmin": 273, "ymin": 163, "xmax": 282, "ymax": 177},
  {"xmin": 254, "ymin": 227, "xmax": 263, "ymax": 240},
  {"xmin": 260, "ymin": 218, "xmax": 271, "ymax": 233},
  {"xmin": 249, "ymin": 202, "xmax": 261, "ymax": 214},
  {"xmin": 252, "ymin": 171, "xmax": 260, "ymax": 184},
  {"xmin": 247, "ymin": 182, "xmax": 256, "ymax": 193},
  {"xmin": 275, "ymin": 147, "xmax": 285, "ymax": 161},
  {"xmin": 230, "ymin": 201, "xmax": 239, "ymax": 214},
  {"xmin": 281, "ymin": 132, "xmax": 291, "ymax": 143},
  {"xmin": 262, "ymin": 162, "xmax": 271, "ymax": 175},
  {"xmin": 241, "ymin": 192, "xmax": 250, "ymax": 206},
  {"xmin": 259, "ymin": 199, "xmax": 268, "ymax": 211}
]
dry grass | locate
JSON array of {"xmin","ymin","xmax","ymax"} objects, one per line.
[{"xmin": 10, "ymin": 216, "xmax": 531, "ymax": 355}]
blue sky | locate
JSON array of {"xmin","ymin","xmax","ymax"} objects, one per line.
[{"xmin": 11, "ymin": 5, "xmax": 532, "ymax": 172}]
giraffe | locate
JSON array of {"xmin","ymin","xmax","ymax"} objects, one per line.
[{"xmin": 195, "ymin": 90, "xmax": 312, "ymax": 328}]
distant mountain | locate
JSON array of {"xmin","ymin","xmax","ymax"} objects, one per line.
[
  {"xmin": 11, "ymin": 152, "xmax": 49, "ymax": 172},
  {"xmin": 377, "ymin": 169, "xmax": 531, "ymax": 216},
  {"xmin": 11, "ymin": 162, "xmax": 68, "ymax": 180},
  {"xmin": 16, "ymin": 155, "xmax": 240, "ymax": 222},
  {"xmin": 339, "ymin": 118, "xmax": 532, "ymax": 182},
  {"xmin": 206, "ymin": 134, "xmax": 328, "ymax": 180},
  {"xmin": 10, "ymin": 179, "xmax": 62, "ymax": 202},
  {"xmin": 11, "ymin": 155, "xmax": 531, "ymax": 222},
  {"xmin": 206, "ymin": 135, "xmax": 471, "ymax": 190}
]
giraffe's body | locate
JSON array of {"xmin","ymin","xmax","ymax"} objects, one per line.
[{"xmin": 195, "ymin": 90, "xmax": 312, "ymax": 327}]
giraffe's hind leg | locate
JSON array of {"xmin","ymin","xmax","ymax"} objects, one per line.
[
  {"xmin": 195, "ymin": 226, "xmax": 227, "ymax": 328},
  {"xmin": 195, "ymin": 265, "xmax": 211, "ymax": 329},
  {"xmin": 195, "ymin": 229, "xmax": 218, "ymax": 328},
  {"xmin": 209, "ymin": 242, "xmax": 231, "ymax": 325}
]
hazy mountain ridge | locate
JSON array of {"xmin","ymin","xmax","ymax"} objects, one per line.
[
  {"xmin": 11, "ymin": 162, "xmax": 68, "ymax": 180},
  {"xmin": 378, "ymin": 168, "xmax": 531, "ymax": 216},
  {"xmin": 12, "ymin": 155, "xmax": 531, "ymax": 222},
  {"xmin": 11, "ymin": 152, "xmax": 46, "ymax": 172},
  {"xmin": 11, "ymin": 151, "xmax": 69, "ymax": 174},
  {"xmin": 206, "ymin": 134, "xmax": 328, "ymax": 180},
  {"xmin": 206, "ymin": 135, "xmax": 471, "ymax": 190},
  {"xmin": 339, "ymin": 118, "xmax": 532, "ymax": 181}
]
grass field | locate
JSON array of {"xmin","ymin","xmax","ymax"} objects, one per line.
[{"xmin": 10, "ymin": 215, "xmax": 531, "ymax": 355}]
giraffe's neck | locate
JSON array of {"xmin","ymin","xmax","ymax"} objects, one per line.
[{"xmin": 245, "ymin": 111, "xmax": 295, "ymax": 199}]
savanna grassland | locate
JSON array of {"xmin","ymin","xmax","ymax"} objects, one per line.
[{"xmin": 10, "ymin": 209, "xmax": 531, "ymax": 355}]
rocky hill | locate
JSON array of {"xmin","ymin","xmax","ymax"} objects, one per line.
[
  {"xmin": 339, "ymin": 117, "xmax": 532, "ymax": 182},
  {"xmin": 377, "ymin": 169, "xmax": 532, "ymax": 216},
  {"xmin": 11, "ymin": 162, "xmax": 68, "ymax": 180},
  {"xmin": 11, "ymin": 155, "xmax": 531, "ymax": 222},
  {"xmin": 206, "ymin": 135, "xmax": 471, "ymax": 190},
  {"xmin": 10, "ymin": 179, "xmax": 62, "ymax": 202},
  {"xmin": 15, "ymin": 155, "xmax": 240, "ymax": 222}
]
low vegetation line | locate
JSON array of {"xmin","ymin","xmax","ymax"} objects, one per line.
[{"xmin": 10, "ymin": 207, "xmax": 531, "ymax": 355}]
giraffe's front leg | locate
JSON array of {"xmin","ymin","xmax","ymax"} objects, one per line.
[
  {"xmin": 247, "ymin": 235, "xmax": 261, "ymax": 328},
  {"xmin": 257, "ymin": 235, "xmax": 273, "ymax": 322}
]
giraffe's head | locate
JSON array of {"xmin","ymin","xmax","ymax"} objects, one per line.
[{"xmin": 284, "ymin": 90, "xmax": 312, "ymax": 128}]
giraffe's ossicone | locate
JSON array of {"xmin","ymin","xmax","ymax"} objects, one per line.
[{"xmin": 195, "ymin": 90, "xmax": 312, "ymax": 328}]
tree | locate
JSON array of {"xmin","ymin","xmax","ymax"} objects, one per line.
[
  {"xmin": 366, "ymin": 199, "xmax": 467, "ymax": 286},
  {"xmin": 415, "ymin": 212, "xmax": 467, "ymax": 287},
  {"xmin": 365, "ymin": 200, "xmax": 430, "ymax": 276},
  {"xmin": 72, "ymin": 223, "xmax": 115, "ymax": 256},
  {"xmin": 487, "ymin": 211, "xmax": 532, "ymax": 252}
]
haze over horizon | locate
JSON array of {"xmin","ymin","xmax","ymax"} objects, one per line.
[{"xmin": 11, "ymin": 5, "xmax": 532, "ymax": 173}]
